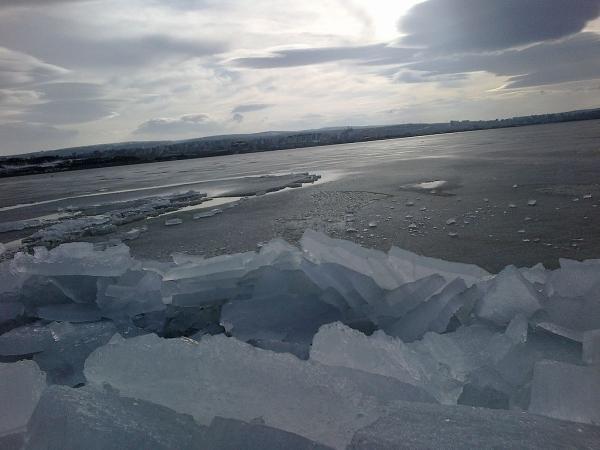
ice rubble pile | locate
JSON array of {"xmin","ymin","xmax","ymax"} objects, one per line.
[
  {"xmin": 1, "ymin": 230, "xmax": 600, "ymax": 449},
  {"xmin": 23, "ymin": 190, "xmax": 207, "ymax": 247}
]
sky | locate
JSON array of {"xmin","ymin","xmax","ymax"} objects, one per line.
[{"xmin": 0, "ymin": 0, "xmax": 599, "ymax": 155}]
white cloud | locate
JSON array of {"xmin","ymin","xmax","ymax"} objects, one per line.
[{"xmin": 0, "ymin": 0, "xmax": 598, "ymax": 155}]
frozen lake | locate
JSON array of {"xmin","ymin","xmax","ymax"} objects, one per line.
[{"xmin": 2, "ymin": 119, "xmax": 600, "ymax": 271}]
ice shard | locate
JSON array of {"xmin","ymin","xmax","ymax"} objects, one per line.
[
  {"xmin": 84, "ymin": 333, "xmax": 434, "ymax": 449},
  {"xmin": 529, "ymin": 360, "xmax": 600, "ymax": 425},
  {"xmin": 0, "ymin": 360, "xmax": 46, "ymax": 436},
  {"xmin": 348, "ymin": 402, "xmax": 600, "ymax": 449}
]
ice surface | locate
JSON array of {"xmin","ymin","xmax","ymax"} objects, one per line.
[
  {"xmin": 384, "ymin": 278, "xmax": 469, "ymax": 341},
  {"xmin": 348, "ymin": 401, "xmax": 600, "ymax": 450},
  {"xmin": 583, "ymin": 329, "xmax": 600, "ymax": 365},
  {"xmin": 0, "ymin": 323, "xmax": 54, "ymax": 356},
  {"xmin": 529, "ymin": 360, "xmax": 600, "ymax": 425},
  {"xmin": 12, "ymin": 242, "xmax": 136, "ymax": 277},
  {"xmin": 505, "ymin": 313, "xmax": 528, "ymax": 343},
  {"xmin": 24, "ymin": 191, "xmax": 207, "ymax": 247},
  {"xmin": 475, "ymin": 265, "xmax": 542, "ymax": 325},
  {"xmin": 97, "ymin": 270, "xmax": 164, "ymax": 320},
  {"xmin": 0, "ymin": 360, "xmax": 46, "ymax": 436},
  {"xmin": 310, "ymin": 322, "xmax": 459, "ymax": 404},
  {"xmin": 29, "ymin": 321, "xmax": 117, "ymax": 386},
  {"xmin": 0, "ymin": 230, "xmax": 599, "ymax": 447},
  {"xmin": 35, "ymin": 303, "xmax": 102, "ymax": 323},
  {"xmin": 221, "ymin": 267, "xmax": 341, "ymax": 357},
  {"xmin": 301, "ymin": 229, "xmax": 404, "ymax": 290},
  {"xmin": 164, "ymin": 218, "xmax": 183, "ymax": 226},
  {"xmin": 193, "ymin": 208, "xmax": 222, "ymax": 219},
  {"xmin": 202, "ymin": 417, "xmax": 334, "ymax": 450},
  {"xmin": 387, "ymin": 246, "xmax": 489, "ymax": 287},
  {"xmin": 25, "ymin": 384, "xmax": 206, "ymax": 450},
  {"xmin": 84, "ymin": 333, "xmax": 434, "ymax": 449}
]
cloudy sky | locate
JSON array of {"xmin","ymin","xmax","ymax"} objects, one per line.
[{"xmin": 0, "ymin": 0, "xmax": 599, "ymax": 155}]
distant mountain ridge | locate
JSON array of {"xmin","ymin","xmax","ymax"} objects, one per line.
[{"xmin": 1, "ymin": 107, "xmax": 599, "ymax": 178}]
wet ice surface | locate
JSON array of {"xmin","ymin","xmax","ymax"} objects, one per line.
[
  {"xmin": 0, "ymin": 173, "xmax": 321, "ymax": 257},
  {"xmin": 1, "ymin": 230, "xmax": 599, "ymax": 448}
]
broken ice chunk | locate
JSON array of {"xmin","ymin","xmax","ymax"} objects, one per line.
[
  {"xmin": 583, "ymin": 329, "xmax": 600, "ymax": 365},
  {"xmin": 347, "ymin": 401, "xmax": 600, "ymax": 450},
  {"xmin": 32, "ymin": 321, "xmax": 118, "ymax": 386},
  {"xmin": 97, "ymin": 270, "xmax": 164, "ymax": 320},
  {"xmin": 0, "ymin": 360, "xmax": 46, "ymax": 436},
  {"xmin": 529, "ymin": 360, "xmax": 600, "ymax": 425},
  {"xmin": 445, "ymin": 218, "xmax": 457, "ymax": 225},
  {"xmin": 387, "ymin": 246, "xmax": 489, "ymax": 287},
  {"xmin": 381, "ymin": 274, "xmax": 446, "ymax": 320},
  {"xmin": 35, "ymin": 303, "xmax": 102, "ymax": 323},
  {"xmin": 193, "ymin": 208, "xmax": 223, "ymax": 220},
  {"xmin": 301, "ymin": 230, "xmax": 404, "ymax": 290},
  {"xmin": 163, "ymin": 251, "xmax": 257, "ymax": 282},
  {"xmin": 384, "ymin": 278, "xmax": 469, "ymax": 342},
  {"xmin": 310, "ymin": 322, "xmax": 456, "ymax": 404},
  {"xmin": 165, "ymin": 218, "xmax": 183, "ymax": 226},
  {"xmin": 504, "ymin": 314, "xmax": 528, "ymax": 344},
  {"xmin": 25, "ymin": 385, "xmax": 206, "ymax": 450},
  {"xmin": 545, "ymin": 258, "xmax": 600, "ymax": 299},
  {"xmin": 11, "ymin": 242, "xmax": 135, "ymax": 277},
  {"xmin": 528, "ymin": 200, "xmax": 537, "ymax": 206},
  {"xmin": 204, "ymin": 417, "xmax": 334, "ymax": 450},
  {"xmin": 0, "ymin": 302, "xmax": 24, "ymax": 325},
  {"xmin": 475, "ymin": 265, "xmax": 542, "ymax": 325},
  {"xmin": 84, "ymin": 333, "xmax": 434, "ymax": 449},
  {"xmin": 221, "ymin": 270, "xmax": 341, "ymax": 356},
  {"xmin": 0, "ymin": 323, "xmax": 55, "ymax": 356}
]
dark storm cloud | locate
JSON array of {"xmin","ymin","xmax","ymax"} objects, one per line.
[
  {"xmin": 0, "ymin": 13, "xmax": 227, "ymax": 69},
  {"xmin": 0, "ymin": 122, "xmax": 77, "ymax": 155},
  {"xmin": 134, "ymin": 113, "xmax": 214, "ymax": 135},
  {"xmin": 402, "ymin": 32, "xmax": 600, "ymax": 88},
  {"xmin": 234, "ymin": 44, "xmax": 415, "ymax": 68},
  {"xmin": 399, "ymin": 0, "xmax": 600, "ymax": 52},
  {"xmin": 232, "ymin": 103, "xmax": 271, "ymax": 114}
]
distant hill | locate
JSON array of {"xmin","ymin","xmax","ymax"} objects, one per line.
[{"xmin": 1, "ymin": 107, "xmax": 599, "ymax": 178}]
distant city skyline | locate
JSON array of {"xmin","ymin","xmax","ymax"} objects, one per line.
[{"xmin": 0, "ymin": 0, "xmax": 599, "ymax": 155}]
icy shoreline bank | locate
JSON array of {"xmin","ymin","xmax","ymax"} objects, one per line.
[{"xmin": 1, "ymin": 230, "xmax": 599, "ymax": 448}]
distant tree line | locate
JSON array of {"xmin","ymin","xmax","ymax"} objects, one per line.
[{"xmin": 1, "ymin": 107, "xmax": 599, "ymax": 178}]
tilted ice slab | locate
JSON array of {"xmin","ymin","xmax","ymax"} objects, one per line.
[
  {"xmin": 529, "ymin": 360, "xmax": 600, "ymax": 425},
  {"xmin": 11, "ymin": 242, "xmax": 136, "ymax": 277},
  {"xmin": 25, "ymin": 384, "xmax": 206, "ymax": 450},
  {"xmin": 310, "ymin": 322, "xmax": 462, "ymax": 404},
  {"xmin": 475, "ymin": 265, "xmax": 542, "ymax": 325},
  {"xmin": 25, "ymin": 385, "xmax": 331, "ymax": 450},
  {"xmin": 301, "ymin": 229, "xmax": 490, "ymax": 290},
  {"xmin": 348, "ymin": 401, "xmax": 600, "ymax": 450},
  {"xmin": 0, "ymin": 360, "xmax": 46, "ymax": 437},
  {"xmin": 84, "ymin": 333, "xmax": 435, "ymax": 449}
]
